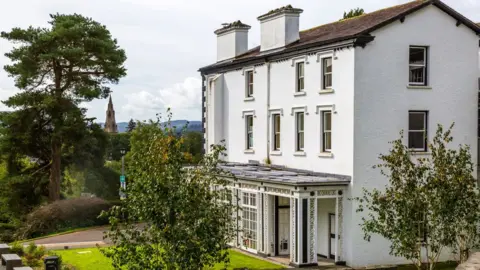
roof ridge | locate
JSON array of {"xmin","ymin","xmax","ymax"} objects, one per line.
[{"xmin": 300, "ymin": 0, "xmax": 429, "ymax": 34}]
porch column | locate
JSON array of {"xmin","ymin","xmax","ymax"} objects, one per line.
[
  {"xmin": 290, "ymin": 193, "xmax": 317, "ymax": 267},
  {"xmin": 334, "ymin": 191, "xmax": 344, "ymax": 263},
  {"xmin": 258, "ymin": 191, "xmax": 271, "ymax": 256}
]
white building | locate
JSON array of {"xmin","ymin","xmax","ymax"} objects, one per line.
[{"xmin": 199, "ymin": 0, "xmax": 480, "ymax": 267}]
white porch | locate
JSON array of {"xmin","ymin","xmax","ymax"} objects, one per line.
[{"xmin": 229, "ymin": 182, "xmax": 347, "ymax": 267}]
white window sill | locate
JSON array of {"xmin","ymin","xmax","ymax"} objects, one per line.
[
  {"xmin": 319, "ymin": 89, "xmax": 334, "ymax": 94},
  {"xmin": 409, "ymin": 151, "xmax": 431, "ymax": 156},
  {"xmin": 244, "ymin": 97, "xmax": 255, "ymax": 102},
  {"xmin": 244, "ymin": 149, "xmax": 255, "ymax": 154},
  {"xmin": 270, "ymin": 151, "xmax": 282, "ymax": 156},
  {"xmin": 407, "ymin": 85, "xmax": 432, "ymax": 90},
  {"xmin": 293, "ymin": 91, "xmax": 306, "ymax": 97},
  {"xmin": 294, "ymin": 151, "xmax": 306, "ymax": 157},
  {"xmin": 318, "ymin": 152, "xmax": 334, "ymax": 158}
]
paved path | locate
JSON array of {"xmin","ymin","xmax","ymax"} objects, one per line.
[{"xmin": 24, "ymin": 226, "xmax": 111, "ymax": 250}]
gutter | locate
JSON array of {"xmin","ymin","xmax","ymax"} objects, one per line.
[{"xmin": 266, "ymin": 61, "xmax": 271, "ymax": 163}]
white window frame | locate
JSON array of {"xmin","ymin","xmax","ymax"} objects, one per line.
[
  {"xmin": 322, "ymin": 57, "xmax": 333, "ymax": 90},
  {"xmin": 408, "ymin": 111, "xmax": 428, "ymax": 152},
  {"xmin": 409, "ymin": 46, "xmax": 428, "ymax": 86},
  {"xmin": 296, "ymin": 62, "xmax": 305, "ymax": 92},
  {"xmin": 273, "ymin": 114, "xmax": 281, "ymax": 151},
  {"xmin": 241, "ymin": 191, "xmax": 258, "ymax": 252},
  {"xmin": 296, "ymin": 112, "xmax": 305, "ymax": 151},
  {"xmin": 245, "ymin": 115, "xmax": 254, "ymax": 150},
  {"xmin": 246, "ymin": 70, "xmax": 254, "ymax": 97},
  {"xmin": 322, "ymin": 111, "xmax": 332, "ymax": 153}
]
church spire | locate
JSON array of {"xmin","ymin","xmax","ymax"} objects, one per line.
[{"xmin": 104, "ymin": 94, "xmax": 118, "ymax": 133}]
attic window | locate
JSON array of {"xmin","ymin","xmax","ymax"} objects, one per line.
[{"xmin": 409, "ymin": 46, "xmax": 428, "ymax": 86}]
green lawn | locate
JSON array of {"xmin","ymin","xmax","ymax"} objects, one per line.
[{"xmin": 53, "ymin": 248, "xmax": 285, "ymax": 270}]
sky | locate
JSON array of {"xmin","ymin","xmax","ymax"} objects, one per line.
[{"xmin": 0, "ymin": 0, "xmax": 479, "ymax": 122}]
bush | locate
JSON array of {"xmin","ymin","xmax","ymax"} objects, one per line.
[
  {"xmin": 9, "ymin": 241, "xmax": 24, "ymax": 256},
  {"xmin": 22, "ymin": 242, "xmax": 47, "ymax": 267},
  {"xmin": 16, "ymin": 197, "xmax": 112, "ymax": 240}
]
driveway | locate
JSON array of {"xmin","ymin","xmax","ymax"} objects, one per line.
[{"xmin": 25, "ymin": 226, "xmax": 111, "ymax": 250}]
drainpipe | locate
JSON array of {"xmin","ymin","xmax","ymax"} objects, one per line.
[{"xmin": 266, "ymin": 61, "xmax": 271, "ymax": 163}]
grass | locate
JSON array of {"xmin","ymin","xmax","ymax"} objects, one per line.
[
  {"xmin": 397, "ymin": 261, "xmax": 457, "ymax": 270},
  {"xmin": 53, "ymin": 248, "xmax": 285, "ymax": 270}
]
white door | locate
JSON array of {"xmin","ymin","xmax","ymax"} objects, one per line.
[{"xmin": 278, "ymin": 208, "xmax": 290, "ymax": 255}]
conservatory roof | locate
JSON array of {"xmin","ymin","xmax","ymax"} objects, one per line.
[{"xmin": 219, "ymin": 163, "xmax": 351, "ymax": 186}]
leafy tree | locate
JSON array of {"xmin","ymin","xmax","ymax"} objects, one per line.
[
  {"xmin": 101, "ymin": 113, "xmax": 236, "ymax": 270},
  {"xmin": 127, "ymin": 119, "xmax": 136, "ymax": 133},
  {"xmin": 1, "ymin": 13, "xmax": 127, "ymax": 201},
  {"xmin": 106, "ymin": 133, "xmax": 131, "ymax": 161},
  {"xmin": 342, "ymin": 8, "xmax": 364, "ymax": 19},
  {"xmin": 356, "ymin": 124, "xmax": 480, "ymax": 270},
  {"xmin": 181, "ymin": 131, "xmax": 204, "ymax": 164}
]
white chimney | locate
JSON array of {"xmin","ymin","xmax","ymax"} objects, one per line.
[
  {"xmin": 257, "ymin": 5, "xmax": 303, "ymax": 52},
  {"xmin": 214, "ymin": 21, "xmax": 251, "ymax": 62}
]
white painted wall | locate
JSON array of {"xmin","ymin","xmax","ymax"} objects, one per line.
[
  {"xmin": 217, "ymin": 30, "xmax": 249, "ymax": 62},
  {"xmin": 260, "ymin": 14, "xmax": 300, "ymax": 52},
  {"xmin": 268, "ymin": 49, "xmax": 355, "ymax": 175},
  {"xmin": 316, "ymin": 198, "xmax": 335, "ymax": 257},
  {"xmin": 223, "ymin": 65, "xmax": 269, "ymax": 162},
  {"xmin": 347, "ymin": 5, "xmax": 479, "ymax": 267}
]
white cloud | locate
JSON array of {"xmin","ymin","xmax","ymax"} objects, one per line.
[{"xmin": 122, "ymin": 77, "xmax": 202, "ymax": 121}]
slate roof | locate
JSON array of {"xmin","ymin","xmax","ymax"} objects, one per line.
[
  {"xmin": 219, "ymin": 163, "xmax": 351, "ymax": 186},
  {"xmin": 200, "ymin": 0, "xmax": 480, "ymax": 73}
]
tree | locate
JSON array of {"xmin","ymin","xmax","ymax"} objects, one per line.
[
  {"xmin": 127, "ymin": 119, "xmax": 136, "ymax": 132},
  {"xmin": 181, "ymin": 131, "xmax": 204, "ymax": 164},
  {"xmin": 356, "ymin": 124, "xmax": 480, "ymax": 270},
  {"xmin": 106, "ymin": 133, "xmax": 131, "ymax": 161},
  {"xmin": 342, "ymin": 8, "xmax": 364, "ymax": 20},
  {"xmin": 101, "ymin": 113, "xmax": 236, "ymax": 270},
  {"xmin": 1, "ymin": 13, "xmax": 127, "ymax": 201}
]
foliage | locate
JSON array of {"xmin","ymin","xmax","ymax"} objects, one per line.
[
  {"xmin": 53, "ymin": 248, "xmax": 284, "ymax": 270},
  {"xmin": 106, "ymin": 133, "xmax": 131, "ymax": 161},
  {"xmin": 22, "ymin": 242, "xmax": 47, "ymax": 267},
  {"xmin": 342, "ymin": 8, "xmax": 364, "ymax": 19},
  {"xmin": 356, "ymin": 124, "xmax": 480, "ymax": 270},
  {"xmin": 83, "ymin": 166, "xmax": 120, "ymax": 200},
  {"xmin": 9, "ymin": 241, "xmax": 25, "ymax": 256},
  {"xmin": 181, "ymin": 131, "xmax": 204, "ymax": 164},
  {"xmin": 1, "ymin": 13, "xmax": 127, "ymax": 201},
  {"xmin": 16, "ymin": 197, "xmax": 112, "ymax": 240},
  {"xmin": 127, "ymin": 119, "xmax": 137, "ymax": 133},
  {"xmin": 101, "ymin": 112, "xmax": 237, "ymax": 270}
]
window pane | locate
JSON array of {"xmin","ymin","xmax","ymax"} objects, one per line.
[
  {"xmin": 409, "ymin": 66, "xmax": 425, "ymax": 84},
  {"xmin": 324, "ymin": 132, "xmax": 332, "ymax": 151},
  {"xmin": 409, "ymin": 113, "xmax": 425, "ymax": 130},
  {"xmin": 297, "ymin": 62, "xmax": 304, "ymax": 77},
  {"xmin": 299, "ymin": 133, "xmax": 304, "ymax": 149},
  {"xmin": 299, "ymin": 78, "xmax": 304, "ymax": 91},
  {"xmin": 409, "ymin": 48, "xmax": 425, "ymax": 65},
  {"xmin": 274, "ymin": 115, "xmax": 280, "ymax": 132},
  {"xmin": 297, "ymin": 113, "xmax": 304, "ymax": 130},
  {"xmin": 249, "ymin": 71, "xmax": 253, "ymax": 83},
  {"xmin": 324, "ymin": 74, "xmax": 332, "ymax": 88},
  {"xmin": 275, "ymin": 134, "xmax": 280, "ymax": 150},
  {"xmin": 409, "ymin": 131, "xmax": 425, "ymax": 149},
  {"xmin": 324, "ymin": 57, "xmax": 332, "ymax": 73},
  {"xmin": 324, "ymin": 112, "xmax": 331, "ymax": 130}
]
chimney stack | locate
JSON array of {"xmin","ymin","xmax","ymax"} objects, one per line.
[
  {"xmin": 257, "ymin": 5, "xmax": 303, "ymax": 52},
  {"xmin": 214, "ymin": 21, "xmax": 251, "ymax": 62}
]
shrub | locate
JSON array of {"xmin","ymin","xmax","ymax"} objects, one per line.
[
  {"xmin": 9, "ymin": 241, "xmax": 24, "ymax": 256},
  {"xmin": 16, "ymin": 197, "xmax": 112, "ymax": 240},
  {"xmin": 22, "ymin": 242, "xmax": 47, "ymax": 267}
]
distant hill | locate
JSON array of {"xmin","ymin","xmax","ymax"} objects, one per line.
[{"xmin": 99, "ymin": 120, "xmax": 202, "ymax": 133}]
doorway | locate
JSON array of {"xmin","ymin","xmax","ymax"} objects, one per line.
[
  {"xmin": 328, "ymin": 213, "xmax": 337, "ymax": 259},
  {"xmin": 275, "ymin": 196, "xmax": 290, "ymax": 256}
]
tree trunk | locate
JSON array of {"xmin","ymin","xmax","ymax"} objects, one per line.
[{"xmin": 49, "ymin": 137, "xmax": 61, "ymax": 201}]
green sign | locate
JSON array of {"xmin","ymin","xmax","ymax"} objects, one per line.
[{"xmin": 120, "ymin": 175, "xmax": 125, "ymax": 183}]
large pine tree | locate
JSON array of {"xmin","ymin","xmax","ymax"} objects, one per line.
[{"xmin": 1, "ymin": 14, "xmax": 127, "ymax": 201}]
